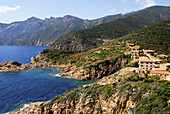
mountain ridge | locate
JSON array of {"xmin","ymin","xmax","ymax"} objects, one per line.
[
  {"xmin": 0, "ymin": 14, "xmax": 122, "ymax": 46},
  {"xmin": 50, "ymin": 6, "xmax": 170, "ymax": 51}
]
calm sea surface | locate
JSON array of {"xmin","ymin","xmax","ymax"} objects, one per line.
[{"xmin": 0, "ymin": 46, "xmax": 94, "ymax": 113}]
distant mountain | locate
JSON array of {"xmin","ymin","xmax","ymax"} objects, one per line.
[
  {"xmin": 0, "ymin": 14, "xmax": 122, "ymax": 46},
  {"xmin": 50, "ymin": 6, "xmax": 170, "ymax": 51}
]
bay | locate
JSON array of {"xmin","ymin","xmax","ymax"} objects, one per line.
[
  {"xmin": 0, "ymin": 46, "xmax": 94, "ymax": 113},
  {"xmin": 0, "ymin": 46, "xmax": 48, "ymax": 64}
]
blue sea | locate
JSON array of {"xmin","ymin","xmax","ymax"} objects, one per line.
[{"xmin": 0, "ymin": 46, "xmax": 94, "ymax": 113}]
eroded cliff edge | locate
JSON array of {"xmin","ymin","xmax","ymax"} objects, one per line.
[{"xmin": 10, "ymin": 68, "xmax": 170, "ymax": 114}]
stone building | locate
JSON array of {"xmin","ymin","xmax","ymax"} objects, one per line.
[
  {"xmin": 139, "ymin": 57, "xmax": 154, "ymax": 72},
  {"xmin": 150, "ymin": 70, "xmax": 169, "ymax": 80},
  {"xmin": 143, "ymin": 49, "xmax": 155, "ymax": 56},
  {"xmin": 131, "ymin": 46, "xmax": 140, "ymax": 60},
  {"xmin": 157, "ymin": 54, "xmax": 169, "ymax": 60}
]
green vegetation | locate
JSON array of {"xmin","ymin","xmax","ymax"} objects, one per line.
[
  {"xmin": 40, "ymin": 49, "xmax": 77, "ymax": 64},
  {"xmin": 0, "ymin": 14, "xmax": 122, "ymax": 46},
  {"xmin": 48, "ymin": 50, "xmax": 75, "ymax": 59},
  {"xmin": 121, "ymin": 19, "xmax": 170, "ymax": 54},
  {"xmin": 42, "ymin": 41, "xmax": 129, "ymax": 69},
  {"xmin": 11, "ymin": 61, "xmax": 22, "ymax": 66},
  {"xmin": 135, "ymin": 81, "xmax": 170, "ymax": 114},
  {"xmin": 50, "ymin": 6, "xmax": 170, "ymax": 51},
  {"xmin": 43, "ymin": 74, "xmax": 170, "ymax": 114}
]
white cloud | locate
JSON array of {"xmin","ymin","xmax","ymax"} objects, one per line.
[
  {"xmin": 122, "ymin": 0, "xmax": 126, "ymax": 3},
  {"xmin": 135, "ymin": 0, "xmax": 140, "ymax": 2},
  {"xmin": 135, "ymin": 0, "xmax": 156, "ymax": 8},
  {"xmin": 110, "ymin": 8, "xmax": 117, "ymax": 13},
  {"xmin": 0, "ymin": 5, "xmax": 21, "ymax": 13}
]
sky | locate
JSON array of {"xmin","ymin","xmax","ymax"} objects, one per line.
[{"xmin": 0, "ymin": 0, "xmax": 170, "ymax": 23}]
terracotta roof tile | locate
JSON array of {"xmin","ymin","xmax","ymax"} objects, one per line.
[
  {"xmin": 150, "ymin": 70, "xmax": 169, "ymax": 75},
  {"xmin": 140, "ymin": 59, "xmax": 154, "ymax": 62},
  {"xmin": 131, "ymin": 46, "xmax": 140, "ymax": 49}
]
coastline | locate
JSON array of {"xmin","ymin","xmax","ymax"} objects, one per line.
[
  {"xmin": 9, "ymin": 102, "xmax": 44, "ymax": 114},
  {"xmin": 2, "ymin": 64, "xmax": 97, "ymax": 113}
]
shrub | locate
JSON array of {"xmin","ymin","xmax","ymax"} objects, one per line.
[{"xmin": 151, "ymin": 75, "xmax": 160, "ymax": 80}]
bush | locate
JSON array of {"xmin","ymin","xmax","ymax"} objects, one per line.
[
  {"xmin": 135, "ymin": 81, "xmax": 170, "ymax": 114},
  {"xmin": 52, "ymin": 60, "xmax": 56, "ymax": 64},
  {"xmin": 151, "ymin": 75, "xmax": 160, "ymax": 80}
]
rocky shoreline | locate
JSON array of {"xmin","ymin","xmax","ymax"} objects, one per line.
[
  {"xmin": 9, "ymin": 68, "xmax": 135, "ymax": 114},
  {"xmin": 9, "ymin": 102, "xmax": 45, "ymax": 114},
  {"xmin": 4, "ymin": 54, "xmax": 170, "ymax": 114},
  {"xmin": 9, "ymin": 67, "xmax": 166, "ymax": 114},
  {"xmin": 0, "ymin": 61, "xmax": 29, "ymax": 72},
  {"xmin": 0, "ymin": 61, "xmax": 67, "ymax": 72}
]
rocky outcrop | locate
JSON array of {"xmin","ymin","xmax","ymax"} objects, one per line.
[
  {"xmin": 60, "ymin": 57, "xmax": 127, "ymax": 80},
  {"xmin": 0, "ymin": 61, "xmax": 29, "ymax": 72},
  {"xmin": 10, "ymin": 65, "xmax": 169, "ymax": 114},
  {"xmin": 10, "ymin": 84, "xmax": 136, "ymax": 114},
  {"xmin": 30, "ymin": 49, "xmax": 128, "ymax": 80}
]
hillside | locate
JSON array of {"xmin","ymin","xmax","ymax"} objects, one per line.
[
  {"xmin": 0, "ymin": 14, "xmax": 122, "ymax": 46},
  {"xmin": 120, "ymin": 19, "xmax": 170, "ymax": 55},
  {"xmin": 11, "ymin": 69, "xmax": 170, "ymax": 114},
  {"xmin": 27, "ymin": 19, "xmax": 170, "ymax": 80},
  {"xmin": 50, "ymin": 6, "xmax": 170, "ymax": 51},
  {"xmin": 29, "ymin": 41, "xmax": 129, "ymax": 80},
  {"xmin": 9, "ymin": 11, "xmax": 170, "ymax": 113}
]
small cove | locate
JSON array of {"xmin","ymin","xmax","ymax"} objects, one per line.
[{"xmin": 0, "ymin": 46, "xmax": 95, "ymax": 113}]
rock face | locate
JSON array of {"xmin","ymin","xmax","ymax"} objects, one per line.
[
  {"xmin": 30, "ymin": 50, "xmax": 128, "ymax": 80},
  {"xmin": 6, "ymin": 65, "xmax": 169, "ymax": 114},
  {"xmin": 10, "ymin": 69, "xmax": 168, "ymax": 114},
  {"xmin": 10, "ymin": 82, "xmax": 136, "ymax": 114},
  {"xmin": 0, "ymin": 61, "xmax": 29, "ymax": 72},
  {"xmin": 60, "ymin": 57, "xmax": 127, "ymax": 80}
]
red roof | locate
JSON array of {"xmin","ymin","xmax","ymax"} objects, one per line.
[
  {"xmin": 158, "ymin": 54, "xmax": 168, "ymax": 57},
  {"xmin": 131, "ymin": 46, "xmax": 140, "ymax": 49},
  {"xmin": 131, "ymin": 50, "xmax": 139, "ymax": 52},
  {"xmin": 143, "ymin": 49, "xmax": 155, "ymax": 52},
  {"xmin": 140, "ymin": 59, "xmax": 154, "ymax": 62},
  {"xmin": 150, "ymin": 70, "xmax": 169, "ymax": 75}
]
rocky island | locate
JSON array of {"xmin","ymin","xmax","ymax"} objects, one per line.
[{"xmin": 0, "ymin": 61, "xmax": 29, "ymax": 72}]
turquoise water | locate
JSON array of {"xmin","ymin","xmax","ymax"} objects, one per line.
[{"xmin": 0, "ymin": 46, "xmax": 94, "ymax": 113}]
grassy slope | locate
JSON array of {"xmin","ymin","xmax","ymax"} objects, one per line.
[
  {"xmin": 29, "ymin": 18, "xmax": 170, "ymax": 114},
  {"xmin": 40, "ymin": 40, "xmax": 129, "ymax": 69},
  {"xmin": 120, "ymin": 19, "xmax": 170, "ymax": 55}
]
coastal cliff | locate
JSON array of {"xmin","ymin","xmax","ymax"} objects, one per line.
[
  {"xmin": 10, "ymin": 68, "xmax": 170, "ymax": 114},
  {"xmin": 60, "ymin": 56, "xmax": 127, "ymax": 80},
  {"xmin": 29, "ymin": 40, "xmax": 129, "ymax": 80},
  {"xmin": 6, "ymin": 14, "xmax": 170, "ymax": 114}
]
